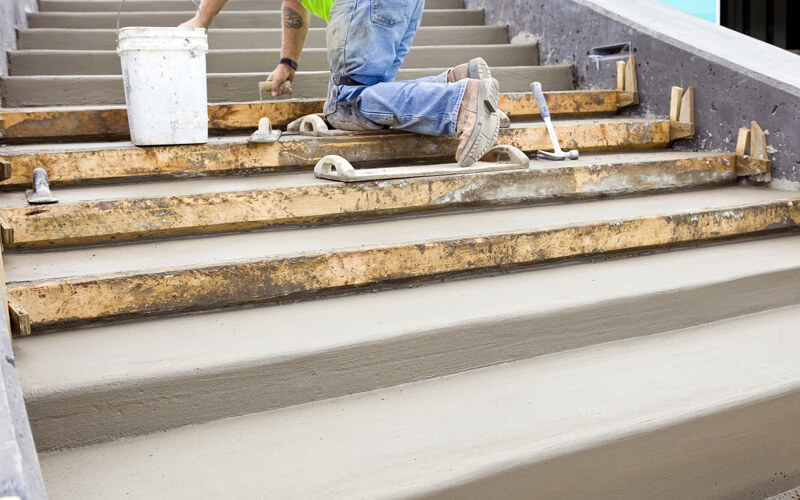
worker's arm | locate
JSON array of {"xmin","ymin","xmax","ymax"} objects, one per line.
[
  {"xmin": 179, "ymin": 0, "xmax": 229, "ymax": 29},
  {"xmin": 265, "ymin": 0, "xmax": 311, "ymax": 96}
]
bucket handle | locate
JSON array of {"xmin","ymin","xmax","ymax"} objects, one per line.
[{"xmin": 117, "ymin": 0, "xmax": 204, "ymax": 34}]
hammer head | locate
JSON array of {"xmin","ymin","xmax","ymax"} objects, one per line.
[{"xmin": 536, "ymin": 150, "xmax": 580, "ymax": 161}]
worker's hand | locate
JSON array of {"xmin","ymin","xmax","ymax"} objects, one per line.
[
  {"xmin": 178, "ymin": 12, "xmax": 207, "ymax": 29},
  {"xmin": 265, "ymin": 64, "xmax": 296, "ymax": 97}
]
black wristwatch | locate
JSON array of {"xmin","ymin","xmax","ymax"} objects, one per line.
[{"xmin": 279, "ymin": 57, "xmax": 299, "ymax": 71}]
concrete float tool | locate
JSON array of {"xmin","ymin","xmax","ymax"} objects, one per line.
[
  {"xmin": 26, "ymin": 168, "xmax": 58, "ymax": 204},
  {"xmin": 248, "ymin": 117, "xmax": 281, "ymax": 143},
  {"xmin": 315, "ymin": 145, "xmax": 530, "ymax": 182},
  {"xmin": 531, "ymin": 82, "xmax": 579, "ymax": 161}
]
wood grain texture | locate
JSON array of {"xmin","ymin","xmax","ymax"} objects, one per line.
[
  {"xmin": 0, "ymin": 119, "xmax": 672, "ymax": 187},
  {"xmin": 9, "ymin": 198, "xmax": 800, "ymax": 332},
  {"xmin": 0, "ymin": 154, "xmax": 736, "ymax": 248}
]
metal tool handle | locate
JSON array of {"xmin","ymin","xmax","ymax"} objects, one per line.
[
  {"xmin": 530, "ymin": 82, "xmax": 551, "ymax": 120},
  {"xmin": 117, "ymin": 0, "xmax": 203, "ymax": 33}
]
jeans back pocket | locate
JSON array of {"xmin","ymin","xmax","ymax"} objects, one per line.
[{"xmin": 370, "ymin": 0, "xmax": 411, "ymax": 28}]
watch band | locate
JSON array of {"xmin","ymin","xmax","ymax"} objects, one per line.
[{"xmin": 279, "ymin": 57, "xmax": 299, "ymax": 71}]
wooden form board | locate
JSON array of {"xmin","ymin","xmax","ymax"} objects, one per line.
[
  {"xmin": 0, "ymin": 154, "xmax": 737, "ymax": 249},
  {"xmin": 9, "ymin": 197, "xmax": 800, "ymax": 333},
  {"xmin": 0, "ymin": 119, "xmax": 673, "ymax": 188},
  {"xmin": 0, "ymin": 90, "xmax": 632, "ymax": 142}
]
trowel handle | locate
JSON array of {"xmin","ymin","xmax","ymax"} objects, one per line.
[
  {"xmin": 530, "ymin": 82, "xmax": 551, "ymax": 120},
  {"xmin": 32, "ymin": 168, "xmax": 52, "ymax": 196}
]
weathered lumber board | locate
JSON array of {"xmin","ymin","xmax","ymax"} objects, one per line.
[
  {"xmin": 8, "ymin": 193, "xmax": 800, "ymax": 333},
  {"xmin": 0, "ymin": 90, "xmax": 626, "ymax": 142},
  {"xmin": 0, "ymin": 118, "xmax": 674, "ymax": 187},
  {"xmin": 0, "ymin": 152, "xmax": 736, "ymax": 249}
]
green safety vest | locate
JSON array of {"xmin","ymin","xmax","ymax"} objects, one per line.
[{"xmin": 301, "ymin": 0, "xmax": 334, "ymax": 23}]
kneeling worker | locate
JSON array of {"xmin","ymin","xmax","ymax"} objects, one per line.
[{"xmin": 181, "ymin": 0, "xmax": 501, "ymax": 166}]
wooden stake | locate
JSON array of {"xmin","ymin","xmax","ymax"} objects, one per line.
[
  {"xmin": 8, "ymin": 301, "xmax": 30, "ymax": 337},
  {"xmin": 679, "ymin": 86, "xmax": 695, "ymax": 124},
  {"xmin": 750, "ymin": 121, "xmax": 768, "ymax": 160},
  {"xmin": 736, "ymin": 128, "xmax": 751, "ymax": 156},
  {"xmin": 616, "ymin": 61, "xmax": 626, "ymax": 92},
  {"xmin": 670, "ymin": 87, "xmax": 685, "ymax": 122},
  {"xmin": 624, "ymin": 55, "xmax": 639, "ymax": 104},
  {"xmin": 0, "ymin": 160, "xmax": 10, "ymax": 182},
  {"xmin": 0, "ymin": 241, "xmax": 9, "ymax": 339},
  {"xmin": 0, "ymin": 217, "xmax": 13, "ymax": 248}
]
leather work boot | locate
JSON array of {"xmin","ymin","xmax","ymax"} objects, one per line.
[
  {"xmin": 447, "ymin": 57, "xmax": 492, "ymax": 83},
  {"xmin": 456, "ymin": 78, "xmax": 501, "ymax": 167}
]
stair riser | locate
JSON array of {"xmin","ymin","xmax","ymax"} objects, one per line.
[
  {"xmin": 38, "ymin": 0, "xmax": 465, "ymax": 11},
  {"xmin": 1, "ymin": 91, "xmax": 618, "ymax": 142},
  {"xmin": 26, "ymin": 10, "xmax": 483, "ymax": 29},
  {"xmin": 0, "ymin": 120, "xmax": 669, "ymax": 188},
  {"xmin": 0, "ymin": 65, "xmax": 572, "ymax": 107},
  {"xmin": 23, "ymin": 266, "xmax": 800, "ymax": 452},
  {"xmin": 2, "ymin": 155, "xmax": 736, "ymax": 249},
  {"xmin": 8, "ymin": 45, "xmax": 538, "ymax": 76},
  {"xmin": 16, "ymin": 26, "xmax": 508, "ymax": 51},
  {"xmin": 9, "ymin": 202, "xmax": 800, "ymax": 332},
  {"xmin": 433, "ymin": 392, "xmax": 800, "ymax": 500}
]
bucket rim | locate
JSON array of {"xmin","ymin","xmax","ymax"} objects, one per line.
[{"xmin": 117, "ymin": 26, "xmax": 208, "ymax": 39}]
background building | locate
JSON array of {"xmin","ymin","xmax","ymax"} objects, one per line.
[{"xmin": 658, "ymin": 0, "xmax": 799, "ymax": 52}]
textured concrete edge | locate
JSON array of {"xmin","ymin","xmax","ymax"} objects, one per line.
[
  {"xmin": 429, "ymin": 387, "xmax": 800, "ymax": 499},
  {"xmin": 0, "ymin": 319, "xmax": 47, "ymax": 498},
  {"xmin": 466, "ymin": 0, "xmax": 800, "ymax": 184},
  {"xmin": 0, "ymin": 0, "xmax": 37, "ymax": 80},
  {"xmin": 24, "ymin": 264, "xmax": 800, "ymax": 452}
]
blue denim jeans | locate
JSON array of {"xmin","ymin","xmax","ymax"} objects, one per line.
[{"xmin": 323, "ymin": 0, "xmax": 468, "ymax": 137}]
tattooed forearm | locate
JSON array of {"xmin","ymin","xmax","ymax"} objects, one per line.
[{"xmin": 284, "ymin": 7, "xmax": 304, "ymax": 28}]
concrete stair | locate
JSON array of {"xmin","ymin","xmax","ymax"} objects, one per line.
[
  {"xmin": 1, "ymin": 1, "xmax": 799, "ymax": 498},
  {"xmin": 32, "ymin": 304, "xmax": 800, "ymax": 499},
  {"xmin": 0, "ymin": 1, "xmax": 573, "ymax": 107}
]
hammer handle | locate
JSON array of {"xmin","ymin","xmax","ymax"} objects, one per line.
[{"xmin": 530, "ymin": 82, "xmax": 551, "ymax": 120}]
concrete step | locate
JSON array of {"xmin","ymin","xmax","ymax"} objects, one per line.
[
  {"xmin": 26, "ymin": 9, "xmax": 483, "ymax": 29},
  {"xmin": 15, "ymin": 26, "xmax": 509, "ymax": 51},
  {"xmin": 8, "ymin": 44, "xmax": 539, "ymax": 76},
  {"xmin": 0, "ymin": 65, "xmax": 573, "ymax": 107},
  {"xmin": 34, "ymin": 303, "xmax": 800, "ymax": 498},
  {"xmin": 6, "ymin": 186, "xmax": 800, "ymax": 332},
  {"xmin": 0, "ymin": 118, "xmax": 671, "ymax": 187},
  {"xmin": 17, "ymin": 236, "xmax": 800, "ymax": 452},
  {"xmin": 38, "ymin": 0, "xmax": 465, "ymax": 11},
  {"xmin": 0, "ymin": 152, "xmax": 736, "ymax": 249},
  {"xmin": 0, "ymin": 90, "xmax": 628, "ymax": 142}
]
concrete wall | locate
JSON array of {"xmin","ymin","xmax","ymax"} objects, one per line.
[
  {"xmin": 0, "ymin": 0, "xmax": 37, "ymax": 76},
  {"xmin": 0, "ymin": 308, "xmax": 47, "ymax": 499},
  {"xmin": 466, "ymin": 0, "xmax": 800, "ymax": 186}
]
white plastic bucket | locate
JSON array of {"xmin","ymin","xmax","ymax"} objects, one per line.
[{"xmin": 117, "ymin": 27, "xmax": 209, "ymax": 145}]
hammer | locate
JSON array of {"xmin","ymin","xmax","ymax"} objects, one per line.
[{"xmin": 531, "ymin": 82, "xmax": 579, "ymax": 161}]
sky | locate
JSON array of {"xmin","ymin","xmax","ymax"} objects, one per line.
[{"xmin": 655, "ymin": 0, "xmax": 718, "ymax": 23}]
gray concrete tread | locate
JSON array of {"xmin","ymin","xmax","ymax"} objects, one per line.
[
  {"xmin": 27, "ymin": 9, "xmax": 483, "ymax": 29},
  {"xmin": 0, "ymin": 151, "xmax": 727, "ymax": 207},
  {"xmin": 39, "ymin": 0, "xmax": 464, "ymax": 11},
  {"xmin": 16, "ymin": 235, "xmax": 800, "ymax": 406},
  {"xmin": 36, "ymin": 303, "xmax": 800, "ymax": 499},
  {"xmin": 8, "ymin": 43, "xmax": 539, "ymax": 76},
  {"xmin": 1, "ymin": 65, "xmax": 573, "ymax": 106},
  {"xmin": 5, "ymin": 186, "xmax": 796, "ymax": 283},
  {"xmin": 16, "ymin": 26, "xmax": 510, "ymax": 50}
]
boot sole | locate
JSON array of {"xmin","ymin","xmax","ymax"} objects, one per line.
[
  {"xmin": 468, "ymin": 57, "xmax": 492, "ymax": 81},
  {"xmin": 458, "ymin": 78, "xmax": 501, "ymax": 168}
]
